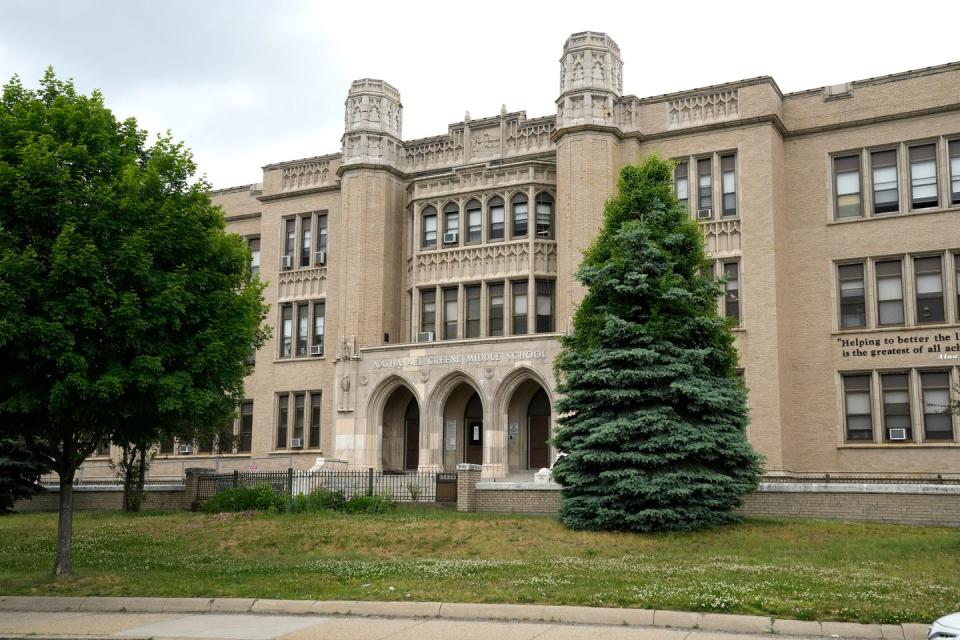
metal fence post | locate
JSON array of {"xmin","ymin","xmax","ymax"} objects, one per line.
[
  {"xmin": 367, "ymin": 468, "xmax": 374, "ymax": 497},
  {"xmin": 232, "ymin": 470, "xmax": 239, "ymax": 489},
  {"xmin": 287, "ymin": 467, "xmax": 295, "ymax": 513}
]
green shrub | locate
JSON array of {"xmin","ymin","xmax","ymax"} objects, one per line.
[
  {"xmin": 344, "ymin": 494, "xmax": 395, "ymax": 514},
  {"xmin": 307, "ymin": 488, "xmax": 347, "ymax": 512},
  {"xmin": 202, "ymin": 484, "xmax": 286, "ymax": 513}
]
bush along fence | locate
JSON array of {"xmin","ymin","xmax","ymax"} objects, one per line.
[{"xmin": 189, "ymin": 467, "xmax": 458, "ymax": 510}]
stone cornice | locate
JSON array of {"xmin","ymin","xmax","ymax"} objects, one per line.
[
  {"xmin": 223, "ymin": 211, "xmax": 262, "ymax": 222},
  {"xmin": 257, "ymin": 184, "xmax": 341, "ymax": 202},
  {"xmin": 336, "ymin": 162, "xmax": 407, "ymax": 181},
  {"xmin": 550, "ymin": 124, "xmax": 624, "ymax": 143}
]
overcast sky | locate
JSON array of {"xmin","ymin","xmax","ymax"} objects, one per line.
[{"xmin": 3, "ymin": 0, "xmax": 958, "ymax": 188}]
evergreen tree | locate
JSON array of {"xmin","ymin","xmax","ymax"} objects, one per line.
[
  {"xmin": 0, "ymin": 434, "xmax": 50, "ymax": 513},
  {"xmin": 0, "ymin": 70, "xmax": 268, "ymax": 574},
  {"xmin": 551, "ymin": 156, "xmax": 763, "ymax": 532}
]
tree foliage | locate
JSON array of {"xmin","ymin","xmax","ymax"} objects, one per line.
[
  {"xmin": 551, "ymin": 156, "xmax": 764, "ymax": 532},
  {"xmin": 0, "ymin": 69, "xmax": 268, "ymax": 573},
  {"xmin": 0, "ymin": 434, "xmax": 50, "ymax": 513}
]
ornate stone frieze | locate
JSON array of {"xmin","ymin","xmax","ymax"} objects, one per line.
[
  {"xmin": 280, "ymin": 159, "xmax": 333, "ymax": 192},
  {"xmin": 412, "ymin": 165, "xmax": 556, "ymax": 200},
  {"xmin": 404, "ymin": 131, "xmax": 465, "ymax": 171},
  {"xmin": 413, "ymin": 240, "xmax": 557, "ymax": 287},
  {"xmin": 504, "ymin": 118, "xmax": 555, "ymax": 156},
  {"xmin": 700, "ymin": 218, "xmax": 741, "ymax": 257},
  {"xmin": 667, "ymin": 89, "xmax": 740, "ymax": 129},
  {"xmin": 616, "ymin": 97, "xmax": 641, "ymax": 132},
  {"xmin": 278, "ymin": 266, "xmax": 328, "ymax": 301}
]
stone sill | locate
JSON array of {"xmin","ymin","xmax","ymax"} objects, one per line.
[
  {"xmin": 837, "ymin": 443, "xmax": 959, "ymax": 448},
  {"xmin": 758, "ymin": 482, "xmax": 960, "ymax": 495},
  {"xmin": 476, "ymin": 481, "xmax": 562, "ymax": 491},
  {"xmin": 827, "ymin": 203, "xmax": 959, "ymax": 226},
  {"xmin": 272, "ymin": 356, "xmax": 327, "ymax": 363},
  {"xmin": 833, "ymin": 322, "xmax": 959, "ymax": 336}
]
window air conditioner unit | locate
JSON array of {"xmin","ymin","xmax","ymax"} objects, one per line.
[
  {"xmin": 416, "ymin": 331, "xmax": 434, "ymax": 343},
  {"xmin": 315, "ymin": 250, "xmax": 326, "ymax": 266},
  {"xmin": 697, "ymin": 208, "xmax": 713, "ymax": 220},
  {"xmin": 290, "ymin": 437, "xmax": 303, "ymax": 449},
  {"xmin": 888, "ymin": 428, "xmax": 908, "ymax": 441},
  {"xmin": 310, "ymin": 344, "xmax": 324, "ymax": 356},
  {"xmin": 443, "ymin": 231, "xmax": 458, "ymax": 244},
  {"xmin": 178, "ymin": 444, "xmax": 193, "ymax": 455},
  {"xmin": 281, "ymin": 255, "xmax": 292, "ymax": 269}
]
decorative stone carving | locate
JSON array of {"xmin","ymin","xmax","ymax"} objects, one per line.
[
  {"xmin": 277, "ymin": 266, "xmax": 327, "ymax": 301},
  {"xmin": 342, "ymin": 78, "xmax": 402, "ymax": 167},
  {"xmin": 280, "ymin": 159, "xmax": 333, "ymax": 192},
  {"xmin": 700, "ymin": 218, "xmax": 742, "ymax": 257},
  {"xmin": 668, "ymin": 89, "xmax": 739, "ymax": 129},
  {"xmin": 472, "ymin": 130, "xmax": 500, "ymax": 156},
  {"xmin": 419, "ymin": 370, "xmax": 431, "ymax": 383},
  {"xmin": 404, "ymin": 131, "xmax": 464, "ymax": 171},
  {"xmin": 557, "ymin": 32, "xmax": 622, "ymax": 129},
  {"xmin": 414, "ymin": 240, "xmax": 557, "ymax": 288}
]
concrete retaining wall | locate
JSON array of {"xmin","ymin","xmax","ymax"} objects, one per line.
[{"xmin": 14, "ymin": 487, "xmax": 187, "ymax": 512}]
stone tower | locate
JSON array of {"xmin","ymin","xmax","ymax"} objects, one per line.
[{"xmin": 554, "ymin": 32, "xmax": 625, "ymax": 331}]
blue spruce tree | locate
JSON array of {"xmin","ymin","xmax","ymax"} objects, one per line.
[{"xmin": 551, "ymin": 156, "xmax": 763, "ymax": 531}]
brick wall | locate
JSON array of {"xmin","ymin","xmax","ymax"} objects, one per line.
[
  {"xmin": 14, "ymin": 488, "xmax": 187, "ymax": 513},
  {"xmin": 477, "ymin": 488, "xmax": 561, "ymax": 514}
]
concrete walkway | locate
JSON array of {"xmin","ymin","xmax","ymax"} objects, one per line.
[{"xmin": 0, "ymin": 597, "xmax": 932, "ymax": 640}]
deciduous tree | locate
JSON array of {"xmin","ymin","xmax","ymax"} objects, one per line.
[{"xmin": 0, "ymin": 69, "xmax": 268, "ymax": 574}]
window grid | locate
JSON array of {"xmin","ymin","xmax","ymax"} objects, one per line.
[
  {"xmin": 279, "ymin": 300, "xmax": 326, "ymax": 359},
  {"xmin": 838, "ymin": 263, "xmax": 866, "ymax": 329},
  {"xmin": 275, "ymin": 391, "xmax": 323, "ymax": 450}
]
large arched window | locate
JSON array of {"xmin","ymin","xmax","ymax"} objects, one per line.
[
  {"xmin": 535, "ymin": 192, "xmax": 554, "ymax": 238},
  {"xmin": 421, "ymin": 205, "xmax": 437, "ymax": 249},
  {"xmin": 443, "ymin": 202, "xmax": 460, "ymax": 245},
  {"xmin": 465, "ymin": 199, "xmax": 482, "ymax": 243},
  {"xmin": 511, "ymin": 193, "xmax": 528, "ymax": 238},
  {"xmin": 488, "ymin": 196, "xmax": 505, "ymax": 241}
]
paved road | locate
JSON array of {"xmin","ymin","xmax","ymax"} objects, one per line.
[{"xmin": 0, "ymin": 611, "xmax": 814, "ymax": 640}]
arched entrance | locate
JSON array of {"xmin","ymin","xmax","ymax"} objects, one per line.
[
  {"xmin": 380, "ymin": 384, "xmax": 420, "ymax": 472},
  {"xmin": 464, "ymin": 392, "xmax": 483, "ymax": 465},
  {"xmin": 504, "ymin": 377, "xmax": 553, "ymax": 472}
]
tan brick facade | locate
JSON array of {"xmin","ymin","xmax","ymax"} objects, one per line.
[{"xmin": 77, "ymin": 31, "xmax": 960, "ymax": 485}]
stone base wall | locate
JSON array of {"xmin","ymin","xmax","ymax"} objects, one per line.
[
  {"xmin": 736, "ymin": 486, "xmax": 960, "ymax": 526},
  {"xmin": 13, "ymin": 487, "xmax": 187, "ymax": 513},
  {"xmin": 475, "ymin": 481, "xmax": 562, "ymax": 514}
]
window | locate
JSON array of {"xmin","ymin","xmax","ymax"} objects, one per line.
[
  {"xmin": 280, "ymin": 304, "xmax": 293, "ymax": 357},
  {"xmin": 956, "ymin": 254, "xmax": 960, "ymax": 318},
  {"xmin": 838, "ymin": 263, "xmax": 866, "ymax": 328},
  {"xmin": 283, "ymin": 218, "xmax": 296, "ymax": 268},
  {"xmin": 721, "ymin": 154, "xmax": 736, "ymax": 217},
  {"xmin": 535, "ymin": 192, "xmax": 554, "ymax": 238},
  {"xmin": 293, "ymin": 393, "xmax": 305, "ymax": 446},
  {"xmin": 843, "ymin": 374, "xmax": 873, "ymax": 441},
  {"xmin": 535, "ymin": 279, "xmax": 554, "ymax": 333},
  {"xmin": 512, "ymin": 280, "xmax": 528, "ymax": 335},
  {"xmin": 488, "ymin": 196, "xmax": 505, "ymax": 241},
  {"xmin": 674, "ymin": 161, "xmax": 689, "ymax": 210},
  {"xmin": 248, "ymin": 237, "xmax": 260, "ymax": 277},
  {"xmin": 309, "ymin": 393, "xmax": 321, "ymax": 448},
  {"xmin": 834, "ymin": 155, "xmax": 862, "ymax": 219},
  {"xmin": 316, "ymin": 214, "xmax": 328, "ymax": 262},
  {"xmin": 466, "ymin": 200, "xmax": 482, "ymax": 243},
  {"xmin": 488, "ymin": 282, "xmax": 504, "ymax": 336},
  {"xmin": 511, "ymin": 194, "xmax": 528, "ymax": 238},
  {"xmin": 238, "ymin": 401, "xmax": 253, "ymax": 453},
  {"xmin": 951, "ymin": 140, "xmax": 960, "ymax": 205},
  {"xmin": 443, "ymin": 287, "xmax": 458, "ymax": 340},
  {"xmin": 159, "ymin": 439, "xmax": 174, "ymax": 455},
  {"xmin": 697, "ymin": 157, "xmax": 712, "ymax": 213},
  {"xmin": 465, "ymin": 285, "xmax": 481, "ymax": 338},
  {"xmin": 723, "ymin": 261, "xmax": 740, "ymax": 325},
  {"xmin": 914, "ymin": 255, "xmax": 944, "ymax": 323},
  {"xmin": 276, "ymin": 394, "xmax": 289, "ymax": 449},
  {"xmin": 421, "ymin": 206, "xmax": 437, "ymax": 249},
  {"xmin": 875, "ymin": 260, "xmax": 904, "ymax": 326},
  {"xmin": 910, "ymin": 143, "xmax": 939, "ymax": 209},
  {"xmin": 443, "ymin": 203, "xmax": 459, "ymax": 245},
  {"xmin": 870, "ymin": 149, "xmax": 899, "ymax": 214},
  {"xmin": 421, "ymin": 289, "xmax": 436, "ymax": 336},
  {"xmin": 296, "ymin": 303, "xmax": 309, "ymax": 357},
  {"xmin": 313, "ymin": 302, "xmax": 325, "ymax": 356},
  {"xmin": 300, "ymin": 215, "xmax": 312, "ymax": 267},
  {"xmin": 881, "ymin": 373, "xmax": 912, "ymax": 442},
  {"xmin": 921, "ymin": 371, "xmax": 953, "ymax": 440}
]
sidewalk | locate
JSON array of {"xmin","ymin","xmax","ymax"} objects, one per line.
[{"xmin": 0, "ymin": 597, "xmax": 932, "ymax": 640}]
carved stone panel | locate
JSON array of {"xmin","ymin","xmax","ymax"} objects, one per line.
[
  {"xmin": 701, "ymin": 219, "xmax": 742, "ymax": 257},
  {"xmin": 278, "ymin": 266, "xmax": 328, "ymax": 301},
  {"xmin": 415, "ymin": 241, "xmax": 543, "ymax": 287},
  {"xmin": 532, "ymin": 241, "xmax": 557, "ymax": 274},
  {"xmin": 281, "ymin": 159, "xmax": 332, "ymax": 192},
  {"xmin": 668, "ymin": 90, "xmax": 740, "ymax": 129}
]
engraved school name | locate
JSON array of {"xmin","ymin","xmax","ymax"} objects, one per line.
[{"xmin": 372, "ymin": 350, "xmax": 547, "ymax": 370}]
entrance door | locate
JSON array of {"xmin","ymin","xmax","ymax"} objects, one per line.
[
  {"xmin": 529, "ymin": 416, "xmax": 549, "ymax": 469},
  {"xmin": 404, "ymin": 418, "xmax": 419, "ymax": 470},
  {"xmin": 465, "ymin": 420, "xmax": 483, "ymax": 465}
]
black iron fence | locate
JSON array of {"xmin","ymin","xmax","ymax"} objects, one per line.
[{"xmin": 195, "ymin": 469, "xmax": 457, "ymax": 503}]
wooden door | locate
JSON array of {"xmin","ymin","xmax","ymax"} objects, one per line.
[
  {"xmin": 404, "ymin": 418, "xmax": 419, "ymax": 470},
  {"xmin": 466, "ymin": 420, "xmax": 483, "ymax": 465},
  {"xmin": 529, "ymin": 416, "xmax": 549, "ymax": 469}
]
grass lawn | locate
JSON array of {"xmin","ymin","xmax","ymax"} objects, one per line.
[{"xmin": 1, "ymin": 507, "xmax": 958, "ymax": 624}]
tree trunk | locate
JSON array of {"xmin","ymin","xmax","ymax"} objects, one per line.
[
  {"xmin": 53, "ymin": 469, "xmax": 74, "ymax": 576},
  {"xmin": 134, "ymin": 444, "xmax": 147, "ymax": 512}
]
